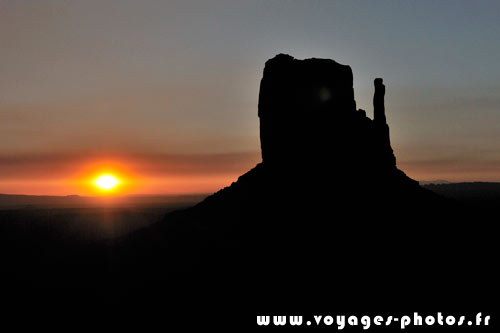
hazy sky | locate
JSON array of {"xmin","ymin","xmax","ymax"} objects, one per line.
[{"xmin": 1, "ymin": 0, "xmax": 500, "ymax": 194}]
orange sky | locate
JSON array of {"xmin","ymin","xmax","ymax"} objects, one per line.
[
  {"xmin": 1, "ymin": 148, "xmax": 499, "ymax": 196},
  {"xmin": 0, "ymin": 152, "xmax": 261, "ymax": 195},
  {"xmin": 1, "ymin": 2, "xmax": 500, "ymax": 195}
]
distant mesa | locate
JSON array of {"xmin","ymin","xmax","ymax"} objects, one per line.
[{"xmin": 419, "ymin": 180, "xmax": 450, "ymax": 185}]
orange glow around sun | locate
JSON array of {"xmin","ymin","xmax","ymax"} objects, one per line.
[
  {"xmin": 52, "ymin": 156, "xmax": 246, "ymax": 196},
  {"xmin": 71, "ymin": 159, "xmax": 138, "ymax": 195}
]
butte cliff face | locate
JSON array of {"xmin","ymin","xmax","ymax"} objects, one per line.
[{"xmin": 258, "ymin": 54, "xmax": 398, "ymax": 177}]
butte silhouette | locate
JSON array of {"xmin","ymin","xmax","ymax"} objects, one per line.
[{"xmin": 114, "ymin": 54, "xmax": 458, "ymax": 290}]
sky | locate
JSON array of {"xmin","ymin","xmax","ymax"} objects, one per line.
[{"xmin": 1, "ymin": 0, "xmax": 500, "ymax": 195}]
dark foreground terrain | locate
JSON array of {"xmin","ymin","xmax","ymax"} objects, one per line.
[
  {"xmin": 0, "ymin": 183, "xmax": 497, "ymax": 329},
  {"xmin": 0, "ymin": 194, "xmax": 205, "ymax": 285}
]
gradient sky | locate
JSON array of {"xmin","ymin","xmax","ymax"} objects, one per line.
[{"xmin": 1, "ymin": 0, "xmax": 500, "ymax": 195}]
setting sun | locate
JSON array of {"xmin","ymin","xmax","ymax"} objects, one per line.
[{"xmin": 95, "ymin": 174, "xmax": 119, "ymax": 190}]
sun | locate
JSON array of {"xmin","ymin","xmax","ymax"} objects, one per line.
[{"xmin": 94, "ymin": 174, "xmax": 119, "ymax": 190}]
